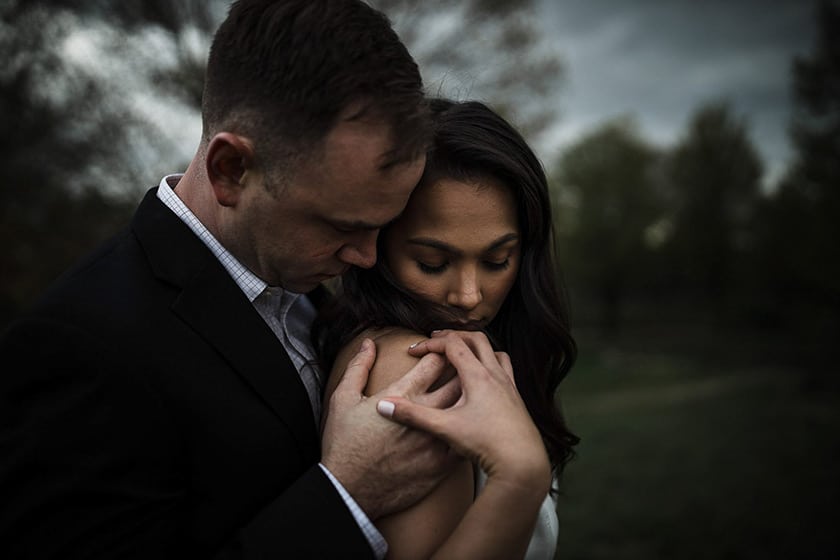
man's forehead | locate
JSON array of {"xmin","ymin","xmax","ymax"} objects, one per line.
[
  {"xmin": 322, "ymin": 183, "xmax": 414, "ymax": 232},
  {"xmin": 289, "ymin": 127, "xmax": 425, "ymax": 230}
]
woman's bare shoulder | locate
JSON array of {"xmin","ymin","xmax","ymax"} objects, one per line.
[
  {"xmin": 365, "ymin": 328, "xmax": 429, "ymax": 395},
  {"xmin": 327, "ymin": 327, "xmax": 430, "ymax": 397}
]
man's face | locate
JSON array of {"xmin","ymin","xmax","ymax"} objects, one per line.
[{"xmin": 231, "ymin": 114, "xmax": 425, "ymax": 293}]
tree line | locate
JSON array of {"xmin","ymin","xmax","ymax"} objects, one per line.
[{"xmin": 552, "ymin": 1, "xmax": 838, "ymax": 382}]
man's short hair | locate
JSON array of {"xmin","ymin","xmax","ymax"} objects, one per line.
[{"xmin": 202, "ymin": 0, "xmax": 429, "ymax": 180}]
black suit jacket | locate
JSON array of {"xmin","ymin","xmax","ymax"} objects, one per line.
[{"xmin": 0, "ymin": 189, "xmax": 374, "ymax": 558}]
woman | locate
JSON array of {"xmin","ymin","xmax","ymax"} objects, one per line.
[{"xmin": 314, "ymin": 99, "xmax": 578, "ymax": 559}]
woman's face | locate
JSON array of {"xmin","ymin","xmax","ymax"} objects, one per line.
[{"xmin": 383, "ymin": 176, "xmax": 520, "ymax": 327}]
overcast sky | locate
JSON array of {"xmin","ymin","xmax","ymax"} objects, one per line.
[
  {"xmin": 56, "ymin": 0, "xmax": 821, "ymax": 193},
  {"xmin": 535, "ymin": 0, "xmax": 819, "ymax": 188}
]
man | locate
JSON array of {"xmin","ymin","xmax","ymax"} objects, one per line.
[{"xmin": 0, "ymin": 0, "xmax": 456, "ymax": 557}]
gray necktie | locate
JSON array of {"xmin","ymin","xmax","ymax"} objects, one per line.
[{"xmin": 255, "ymin": 287, "xmax": 322, "ymax": 424}]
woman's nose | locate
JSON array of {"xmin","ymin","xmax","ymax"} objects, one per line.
[{"xmin": 447, "ymin": 266, "xmax": 482, "ymax": 310}]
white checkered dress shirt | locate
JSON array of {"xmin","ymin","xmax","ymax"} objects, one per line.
[{"xmin": 157, "ymin": 175, "xmax": 387, "ymax": 559}]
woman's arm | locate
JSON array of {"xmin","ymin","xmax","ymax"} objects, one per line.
[
  {"xmin": 325, "ymin": 329, "xmax": 474, "ymax": 560},
  {"xmin": 324, "ymin": 329, "xmax": 549, "ymax": 560}
]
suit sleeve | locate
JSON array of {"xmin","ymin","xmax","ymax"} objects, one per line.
[
  {"xmin": 217, "ymin": 466, "xmax": 375, "ymax": 559},
  {"xmin": 0, "ymin": 317, "xmax": 375, "ymax": 559}
]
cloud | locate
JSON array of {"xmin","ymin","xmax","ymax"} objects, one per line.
[{"xmin": 537, "ymin": 0, "xmax": 816, "ymax": 187}]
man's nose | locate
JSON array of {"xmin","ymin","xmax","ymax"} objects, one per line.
[{"xmin": 336, "ymin": 231, "xmax": 378, "ymax": 269}]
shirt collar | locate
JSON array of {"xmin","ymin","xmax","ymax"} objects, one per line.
[{"xmin": 156, "ymin": 174, "xmax": 268, "ymax": 302}]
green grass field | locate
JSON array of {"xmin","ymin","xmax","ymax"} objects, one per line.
[{"xmin": 554, "ymin": 332, "xmax": 840, "ymax": 559}]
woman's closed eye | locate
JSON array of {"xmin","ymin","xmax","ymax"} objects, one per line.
[
  {"xmin": 415, "ymin": 258, "xmax": 512, "ymax": 275},
  {"xmin": 483, "ymin": 258, "xmax": 511, "ymax": 271},
  {"xmin": 417, "ymin": 261, "xmax": 448, "ymax": 274}
]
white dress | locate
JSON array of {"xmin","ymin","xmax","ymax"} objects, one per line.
[{"xmin": 475, "ymin": 470, "xmax": 559, "ymax": 560}]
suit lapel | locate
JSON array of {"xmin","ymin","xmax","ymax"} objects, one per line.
[{"xmin": 132, "ymin": 189, "xmax": 319, "ymax": 461}]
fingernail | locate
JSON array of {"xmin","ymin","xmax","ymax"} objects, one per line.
[
  {"xmin": 377, "ymin": 400, "xmax": 395, "ymax": 418},
  {"xmin": 361, "ymin": 338, "xmax": 372, "ymax": 351},
  {"xmin": 408, "ymin": 341, "xmax": 420, "ymax": 349},
  {"xmin": 431, "ymin": 330, "xmax": 442, "ymax": 335}
]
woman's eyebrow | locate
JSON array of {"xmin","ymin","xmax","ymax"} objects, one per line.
[
  {"xmin": 485, "ymin": 233, "xmax": 520, "ymax": 252},
  {"xmin": 407, "ymin": 233, "xmax": 519, "ymax": 256}
]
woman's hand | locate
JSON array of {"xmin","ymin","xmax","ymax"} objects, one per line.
[{"xmin": 377, "ymin": 330, "xmax": 551, "ymax": 495}]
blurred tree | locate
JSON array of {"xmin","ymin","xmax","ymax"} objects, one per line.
[
  {"xmin": 372, "ymin": 0, "xmax": 563, "ymax": 139},
  {"xmin": 0, "ymin": 2, "xmax": 237, "ymax": 328},
  {"xmin": 0, "ymin": 3, "xmax": 139, "ymax": 327},
  {"xmin": 40, "ymin": 0, "xmax": 222, "ymax": 108},
  {"xmin": 554, "ymin": 118, "xmax": 663, "ymax": 334},
  {"xmin": 752, "ymin": 0, "xmax": 839, "ymax": 380},
  {"xmin": 3, "ymin": 0, "xmax": 214, "ymax": 180},
  {"xmin": 663, "ymin": 102, "xmax": 763, "ymax": 315},
  {"xmin": 783, "ymin": 0, "xmax": 840, "ymax": 308}
]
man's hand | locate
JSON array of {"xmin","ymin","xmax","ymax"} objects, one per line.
[{"xmin": 320, "ymin": 338, "xmax": 461, "ymax": 520}]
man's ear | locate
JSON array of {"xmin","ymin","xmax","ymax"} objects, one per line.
[{"xmin": 205, "ymin": 132, "xmax": 256, "ymax": 207}]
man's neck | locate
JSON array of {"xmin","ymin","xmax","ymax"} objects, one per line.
[{"xmin": 174, "ymin": 156, "xmax": 222, "ymax": 240}]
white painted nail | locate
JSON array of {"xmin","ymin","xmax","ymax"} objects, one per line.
[{"xmin": 377, "ymin": 400, "xmax": 395, "ymax": 418}]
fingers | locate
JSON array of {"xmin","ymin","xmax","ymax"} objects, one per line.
[
  {"xmin": 495, "ymin": 351, "xmax": 516, "ymax": 386},
  {"xmin": 416, "ymin": 374, "xmax": 462, "ymax": 409},
  {"xmin": 409, "ymin": 331, "xmax": 509, "ymax": 387},
  {"xmin": 410, "ymin": 333, "xmax": 479, "ymax": 370},
  {"xmin": 375, "ymin": 351, "xmax": 447, "ymax": 397},
  {"xmin": 453, "ymin": 330, "xmax": 501, "ymax": 366},
  {"xmin": 409, "ymin": 330, "xmax": 497, "ymax": 365},
  {"xmin": 335, "ymin": 338, "xmax": 376, "ymax": 396},
  {"xmin": 376, "ymin": 397, "xmax": 447, "ymax": 441}
]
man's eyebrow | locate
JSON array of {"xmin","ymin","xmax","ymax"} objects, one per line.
[{"xmin": 407, "ymin": 233, "xmax": 520, "ymax": 256}]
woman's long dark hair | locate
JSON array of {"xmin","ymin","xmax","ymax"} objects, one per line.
[{"xmin": 313, "ymin": 99, "xmax": 579, "ymax": 472}]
